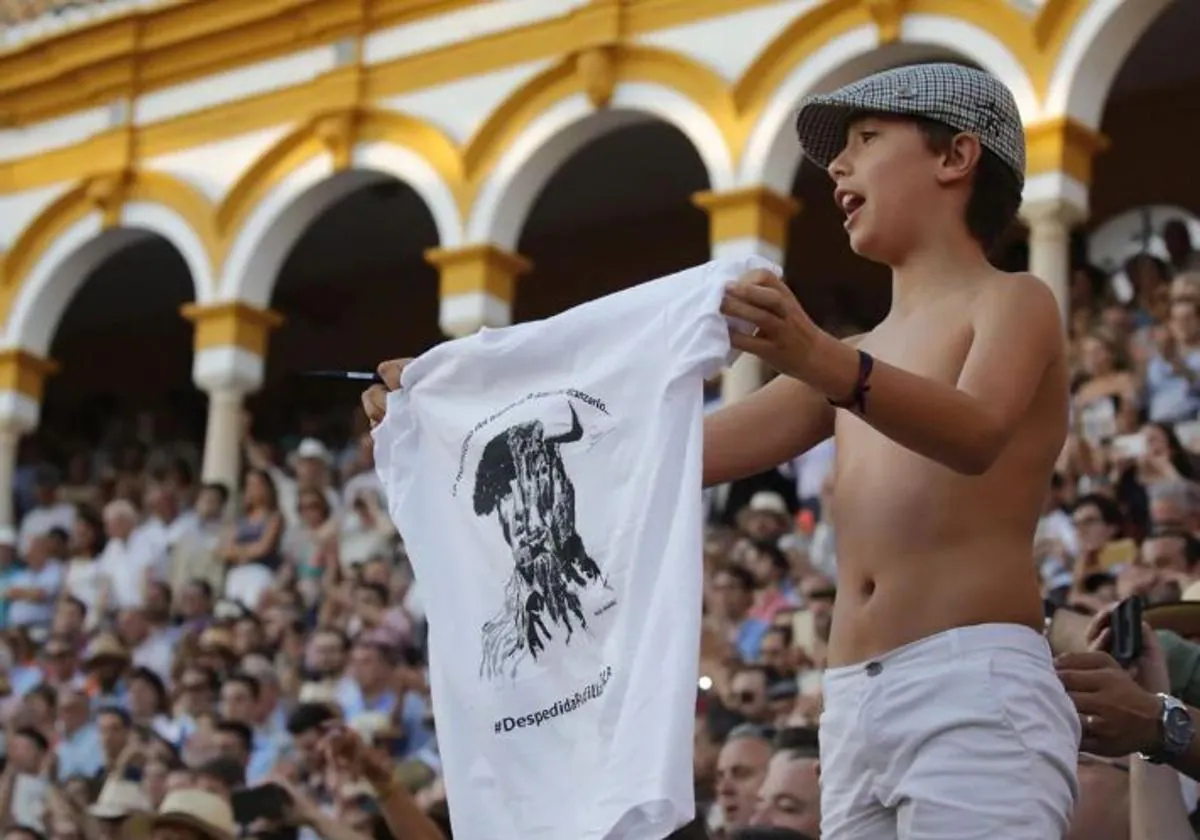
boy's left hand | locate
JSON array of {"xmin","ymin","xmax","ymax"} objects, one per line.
[{"xmin": 721, "ymin": 270, "xmax": 858, "ymax": 400}]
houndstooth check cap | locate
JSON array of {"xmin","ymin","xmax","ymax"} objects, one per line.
[{"xmin": 794, "ymin": 62, "xmax": 1026, "ymax": 190}]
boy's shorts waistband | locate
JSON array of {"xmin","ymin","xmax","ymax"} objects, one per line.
[{"xmin": 823, "ymin": 623, "xmax": 1049, "ymax": 684}]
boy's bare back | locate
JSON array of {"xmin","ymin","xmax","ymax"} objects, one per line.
[{"xmin": 826, "ymin": 269, "xmax": 1067, "ymax": 666}]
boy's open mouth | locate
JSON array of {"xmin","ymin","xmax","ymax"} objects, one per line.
[{"xmin": 836, "ymin": 189, "xmax": 865, "ymax": 227}]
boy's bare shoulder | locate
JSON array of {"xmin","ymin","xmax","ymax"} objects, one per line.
[
  {"xmin": 978, "ymin": 270, "xmax": 1059, "ymax": 310},
  {"xmin": 974, "ymin": 270, "xmax": 1064, "ymax": 349}
]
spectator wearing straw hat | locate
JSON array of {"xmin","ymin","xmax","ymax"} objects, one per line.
[
  {"xmin": 149, "ymin": 789, "xmax": 236, "ymax": 840},
  {"xmin": 88, "ymin": 779, "xmax": 152, "ymax": 840}
]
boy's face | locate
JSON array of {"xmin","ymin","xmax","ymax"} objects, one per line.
[{"xmin": 827, "ymin": 115, "xmax": 960, "ymax": 263}]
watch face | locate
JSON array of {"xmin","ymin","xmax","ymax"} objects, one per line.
[{"xmin": 1166, "ymin": 706, "xmax": 1194, "ymax": 752}]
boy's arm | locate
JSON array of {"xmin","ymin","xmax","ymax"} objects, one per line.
[
  {"xmin": 703, "ymin": 336, "xmax": 863, "ymax": 488},
  {"xmin": 724, "ymin": 271, "xmax": 1063, "ymax": 476},
  {"xmin": 807, "ymin": 275, "xmax": 1062, "ymax": 475}
]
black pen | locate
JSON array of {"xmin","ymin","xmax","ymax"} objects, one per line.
[{"xmin": 301, "ymin": 370, "xmax": 385, "ymax": 385}]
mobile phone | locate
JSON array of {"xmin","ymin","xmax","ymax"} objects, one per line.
[
  {"xmin": 1111, "ymin": 433, "xmax": 1147, "ymax": 460},
  {"xmin": 232, "ymin": 783, "xmax": 293, "ymax": 825},
  {"xmin": 1110, "ymin": 597, "xmax": 1144, "ymax": 667},
  {"xmin": 791, "ymin": 610, "xmax": 817, "ymax": 653}
]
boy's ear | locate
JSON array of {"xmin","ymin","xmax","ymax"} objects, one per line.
[{"xmin": 935, "ymin": 132, "xmax": 983, "ymax": 186}]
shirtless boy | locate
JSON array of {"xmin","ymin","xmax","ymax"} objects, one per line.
[{"xmin": 362, "ymin": 64, "xmax": 1081, "ymax": 839}]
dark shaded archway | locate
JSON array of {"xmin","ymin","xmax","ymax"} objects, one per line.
[
  {"xmin": 249, "ymin": 174, "xmax": 441, "ymax": 441},
  {"xmin": 40, "ymin": 235, "xmax": 198, "ymax": 457},
  {"xmin": 515, "ymin": 120, "xmax": 712, "ymax": 321},
  {"xmin": 1091, "ymin": 0, "xmax": 1200, "ymax": 223}
]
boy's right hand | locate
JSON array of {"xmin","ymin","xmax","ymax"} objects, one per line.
[{"xmin": 361, "ymin": 358, "xmax": 411, "ymax": 427}]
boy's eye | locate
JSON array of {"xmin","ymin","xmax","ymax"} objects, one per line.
[{"xmin": 859, "ymin": 130, "xmax": 877, "ymax": 143}]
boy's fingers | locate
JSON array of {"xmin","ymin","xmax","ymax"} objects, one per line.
[
  {"xmin": 376, "ymin": 358, "xmax": 410, "ymax": 390},
  {"xmin": 361, "ymin": 385, "xmax": 388, "ymax": 426}
]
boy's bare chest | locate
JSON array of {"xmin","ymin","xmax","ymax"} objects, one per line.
[
  {"xmin": 857, "ymin": 312, "xmax": 975, "ymax": 384},
  {"xmin": 835, "ymin": 313, "xmax": 976, "ymax": 477}
]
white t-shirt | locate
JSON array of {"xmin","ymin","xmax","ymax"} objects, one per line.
[{"xmin": 373, "ymin": 256, "xmax": 772, "ymax": 840}]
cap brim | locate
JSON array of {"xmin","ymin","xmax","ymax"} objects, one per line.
[
  {"xmin": 794, "ymin": 97, "xmax": 861, "ymax": 169},
  {"xmin": 796, "ymin": 90, "xmax": 952, "ymax": 169}
]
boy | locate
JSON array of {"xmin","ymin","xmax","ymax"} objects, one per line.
[
  {"xmin": 363, "ymin": 62, "xmax": 1079, "ymax": 838},
  {"xmin": 709, "ymin": 63, "xmax": 1079, "ymax": 838}
]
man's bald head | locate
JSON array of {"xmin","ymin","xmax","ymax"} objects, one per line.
[
  {"xmin": 751, "ymin": 749, "xmax": 821, "ymax": 836},
  {"xmin": 716, "ymin": 727, "xmax": 773, "ymax": 830}
]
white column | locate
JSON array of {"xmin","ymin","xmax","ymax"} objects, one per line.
[
  {"xmin": 200, "ymin": 387, "xmax": 246, "ymax": 489},
  {"xmin": 693, "ymin": 187, "xmax": 799, "ymax": 405},
  {"xmin": 1022, "ymin": 117, "xmax": 1106, "ymax": 326},
  {"xmin": 193, "ymin": 346, "xmax": 264, "ymax": 489},
  {"xmin": 183, "ymin": 303, "xmax": 280, "ymax": 490},
  {"xmin": 193, "ymin": 345, "xmax": 264, "ymax": 489},
  {"xmin": 1023, "ymin": 199, "xmax": 1080, "ymax": 324}
]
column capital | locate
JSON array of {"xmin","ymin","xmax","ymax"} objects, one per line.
[
  {"xmin": 692, "ymin": 187, "xmax": 800, "ymax": 255},
  {"xmin": 182, "ymin": 302, "xmax": 282, "ymax": 393},
  {"xmin": 1022, "ymin": 117, "xmax": 1107, "ymax": 223},
  {"xmin": 425, "ymin": 244, "xmax": 532, "ymax": 338},
  {"xmin": 1025, "ymin": 117, "xmax": 1109, "ymax": 187},
  {"xmin": 0, "ymin": 349, "xmax": 57, "ymax": 433},
  {"xmin": 181, "ymin": 302, "xmax": 284, "ymax": 357},
  {"xmin": 1019, "ymin": 196, "xmax": 1088, "ymax": 229}
]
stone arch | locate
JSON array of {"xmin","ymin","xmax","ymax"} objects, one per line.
[
  {"xmin": 217, "ymin": 110, "xmax": 464, "ymax": 306},
  {"xmin": 2, "ymin": 173, "xmax": 215, "ymax": 354},
  {"xmin": 736, "ymin": 1, "xmax": 1039, "ymax": 194},
  {"xmin": 463, "ymin": 45, "xmax": 737, "ymax": 250},
  {"xmin": 1042, "ymin": 0, "xmax": 1176, "ymax": 128}
]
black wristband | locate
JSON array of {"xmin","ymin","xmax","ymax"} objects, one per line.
[{"xmin": 827, "ymin": 350, "xmax": 874, "ymax": 415}]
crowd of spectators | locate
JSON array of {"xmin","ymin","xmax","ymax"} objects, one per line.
[{"xmin": 3, "ymin": 216, "xmax": 1200, "ymax": 840}]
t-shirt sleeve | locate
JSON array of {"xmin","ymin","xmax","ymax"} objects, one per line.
[{"xmin": 663, "ymin": 255, "xmax": 783, "ymax": 380}]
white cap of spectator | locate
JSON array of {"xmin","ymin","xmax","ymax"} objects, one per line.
[
  {"xmin": 748, "ymin": 492, "xmax": 788, "ymax": 516},
  {"xmin": 298, "ymin": 680, "xmax": 340, "ymax": 707},
  {"xmin": 0, "ymin": 526, "xmax": 14, "ymax": 548},
  {"xmin": 293, "ymin": 437, "xmax": 332, "ymax": 465}
]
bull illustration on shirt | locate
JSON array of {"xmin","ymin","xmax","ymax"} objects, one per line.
[{"xmin": 472, "ymin": 401, "xmax": 610, "ymax": 681}]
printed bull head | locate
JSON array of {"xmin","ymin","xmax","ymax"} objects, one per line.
[{"xmin": 473, "ymin": 403, "xmax": 584, "ymax": 569}]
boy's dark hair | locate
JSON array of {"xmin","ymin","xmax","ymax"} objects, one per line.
[
  {"xmin": 1073, "ymin": 493, "xmax": 1125, "ymax": 530},
  {"xmin": 215, "ymin": 720, "xmax": 254, "ymax": 754},
  {"xmin": 715, "ymin": 564, "xmax": 755, "ymax": 592},
  {"xmin": 201, "ymin": 481, "xmax": 230, "ymax": 506},
  {"xmin": 225, "ymin": 672, "xmax": 261, "ymax": 700},
  {"xmin": 286, "ymin": 702, "xmax": 337, "ymax": 736},
  {"xmin": 195, "ymin": 756, "xmax": 245, "ymax": 790},
  {"xmin": 913, "ymin": 117, "xmax": 1021, "ymax": 255},
  {"xmin": 774, "ymin": 725, "xmax": 819, "ymax": 758},
  {"xmin": 96, "ymin": 706, "xmax": 131, "ymax": 728},
  {"xmin": 14, "ymin": 726, "xmax": 50, "ymax": 754}
]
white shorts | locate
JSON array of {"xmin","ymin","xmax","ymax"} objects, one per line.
[{"xmin": 819, "ymin": 623, "xmax": 1081, "ymax": 840}]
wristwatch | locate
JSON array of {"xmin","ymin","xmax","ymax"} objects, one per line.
[{"xmin": 1140, "ymin": 693, "xmax": 1195, "ymax": 764}]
